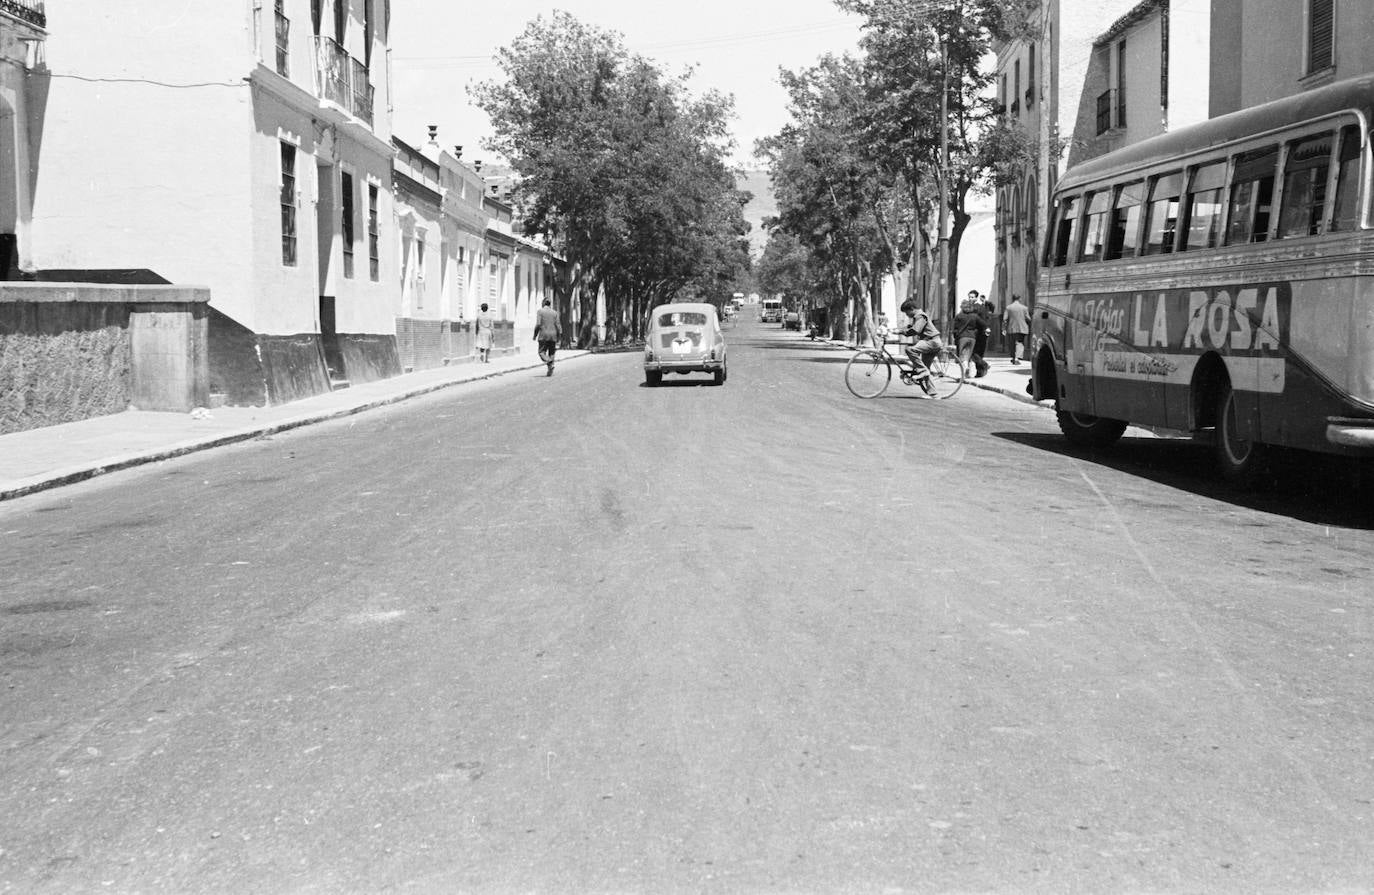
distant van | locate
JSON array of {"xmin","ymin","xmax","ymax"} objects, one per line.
[{"xmin": 761, "ymin": 298, "xmax": 783, "ymax": 323}]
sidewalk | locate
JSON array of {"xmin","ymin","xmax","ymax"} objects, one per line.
[
  {"xmin": 0, "ymin": 349, "xmax": 589, "ymax": 502},
  {"xmin": 961, "ymin": 355, "xmax": 1043, "ymax": 405}
]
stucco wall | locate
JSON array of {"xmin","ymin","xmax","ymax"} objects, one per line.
[
  {"xmin": 1212, "ymin": 0, "xmax": 1374, "ymax": 115},
  {"xmin": 0, "ymin": 283, "xmax": 210, "ymax": 433}
]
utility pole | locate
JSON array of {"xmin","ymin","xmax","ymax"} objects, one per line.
[{"xmin": 937, "ymin": 29, "xmax": 950, "ymax": 329}]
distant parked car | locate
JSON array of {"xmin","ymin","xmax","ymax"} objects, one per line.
[
  {"xmin": 783, "ymin": 310, "xmax": 802, "ymax": 330},
  {"xmin": 643, "ymin": 302, "xmax": 728, "ymax": 386}
]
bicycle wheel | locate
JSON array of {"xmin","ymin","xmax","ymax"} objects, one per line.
[
  {"xmin": 845, "ymin": 349, "xmax": 892, "ymax": 398},
  {"xmin": 926, "ymin": 348, "xmax": 964, "ymax": 399}
]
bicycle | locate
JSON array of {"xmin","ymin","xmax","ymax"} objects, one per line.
[{"xmin": 844, "ymin": 332, "xmax": 965, "ymax": 400}]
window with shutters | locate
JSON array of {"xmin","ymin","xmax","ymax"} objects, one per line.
[
  {"xmin": 1307, "ymin": 0, "xmax": 1334, "ymax": 76},
  {"xmin": 341, "ymin": 171, "xmax": 355, "ymax": 279},
  {"xmin": 367, "ymin": 184, "xmax": 380, "ymax": 281},
  {"xmin": 279, "ymin": 142, "xmax": 297, "ymax": 266}
]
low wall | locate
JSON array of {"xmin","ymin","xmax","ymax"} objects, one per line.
[
  {"xmin": 0, "ymin": 283, "xmax": 210, "ymax": 434},
  {"xmin": 397, "ymin": 317, "xmax": 516, "ymax": 370}
]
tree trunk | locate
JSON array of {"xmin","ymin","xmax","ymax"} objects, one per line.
[{"xmin": 945, "ymin": 206, "xmax": 971, "ymax": 322}]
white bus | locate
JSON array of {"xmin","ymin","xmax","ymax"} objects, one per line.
[
  {"xmin": 1031, "ymin": 74, "xmax": 1374, "ymax": 484},
  {"xmin": 761, "ymin": 297, "xmax": 784, "ymax": 323}
]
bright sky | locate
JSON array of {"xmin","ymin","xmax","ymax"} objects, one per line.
[{"xmin": 388, "ymin": 2, "xmax": 862, "ymax": 168}]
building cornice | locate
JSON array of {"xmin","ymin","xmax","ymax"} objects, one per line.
[{"xmin": 247, "ymin": 63, "xmax": 395, "ymax": 160}]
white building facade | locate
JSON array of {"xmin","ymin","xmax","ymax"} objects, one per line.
[
  {"xmin": 0, "ymin": 0, "xmax": 45, "ymax": 280},
  {"xmin": 25, "ymin": 1, "xmax": 399, "ymax": 405},
  {"xmin": 991, "ymin": 0, "xmax": 1209, "ymax": 317}
]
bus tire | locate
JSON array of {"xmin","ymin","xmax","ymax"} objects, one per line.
[
  {"xmin": 1215, "ymin": 383, "xmax": 1271, "ymax": 487},
  {"xmin": 1057, "ymin": 410, "xmax": 1127, "ymax": 448}
]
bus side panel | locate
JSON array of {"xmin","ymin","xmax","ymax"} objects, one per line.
[
  {"xmin": 1068, "ymin": 291, "xmax": 1171, "ymax": 428},
  {"xmin": 1259, "ymin": 274, "xmax": 1374, "ymax": 453},
  {"xmin": 1033, "ymin": 289, "xmax": 1095, "ymax": 412}
]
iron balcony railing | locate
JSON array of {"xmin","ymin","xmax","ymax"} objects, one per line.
[
  {"xmin": 314, "ymin": 36, "xmax": 374, "ymax": 127},
  {"xmin": 0, "ymin": 0, "xmax": 45, "ymax": 28}
]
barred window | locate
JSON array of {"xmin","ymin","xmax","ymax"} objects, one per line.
[
  {"xmin": 280, "ymin": 142, "xmax": 297, "ymax": 266},
  {"xmin": 368, "ymin": 184, "xmax": 380, "ymax": 281}
]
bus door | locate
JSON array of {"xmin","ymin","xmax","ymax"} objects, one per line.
[{"xmin": 1045, "ymin": 195, "xmax": 1097, "ymax": 414}]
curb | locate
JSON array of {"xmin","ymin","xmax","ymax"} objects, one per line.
[{"xmin": 0, "ymin": 351, "xmax": 591, "ymax": 502}]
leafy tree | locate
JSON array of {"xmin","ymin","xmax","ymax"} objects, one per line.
[
  {"xmin": 756, "ymin": 54, "xmax": 898, "ymax": 345},
  {"xmin": 754, "ymin": 230, "xmax": 813, "ymax": 310},
  {"xmin": 836, "ymin": 0, "xmax": 1039, "ymax": 321},
  {"xmin": 473, "ymin": 13, "xmax": 749, "ymax": 345}
]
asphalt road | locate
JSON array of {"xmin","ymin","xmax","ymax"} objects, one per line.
[{"xmin": 3, "ymin": 317, "xmax": 1374, "ymax": 893}]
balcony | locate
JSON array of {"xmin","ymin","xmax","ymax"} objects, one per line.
[
  {"xmin": 314, "ymin": 36, "xmax": 374, "ymax": 127},
  {"xmin": 0, "ymin": 0, "xmax": 45, "ymax": 28}
]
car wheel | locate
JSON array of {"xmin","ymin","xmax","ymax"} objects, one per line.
[
  {"xmin": 713, "ymin": 366, "xmax": 725, "ymax": 386},
  {"xmin": 645, "ymin": 369, "xmax": 661, "ymax": 386}
]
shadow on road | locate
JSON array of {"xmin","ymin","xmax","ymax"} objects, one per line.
[
  {"xmin": 639, "ymin": 379, "xmax": 721, "ymax": 388},
  {"xmin": 996, "ymin": 431, "xmax": 1374, "ymax": 528}
]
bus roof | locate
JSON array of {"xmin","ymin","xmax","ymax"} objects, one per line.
[{"xmin": 1056, "ymin": 74, "xmax": 1374, "ymax": 195}]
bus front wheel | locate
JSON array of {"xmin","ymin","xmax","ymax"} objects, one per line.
[
  {"xmin": 1215, "ymin": 384, "xmax": 1271, "ymax": 486},
  {"xmin": 1057, "ymin": 410, "xmax": 1128, "ymax": 448}
]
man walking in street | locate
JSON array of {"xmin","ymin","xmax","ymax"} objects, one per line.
[
  {"xmin": 534, "ymin": 298, "xmax": 562, "ymax": 377},
  {"xmin": 1003, "ymin": 294, "xmax": 1031, "ymax": 365}
]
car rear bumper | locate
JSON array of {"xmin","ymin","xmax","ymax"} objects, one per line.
[{"xmin": 645, "ymin": 359, "xmax": 724, "ymax": 374}]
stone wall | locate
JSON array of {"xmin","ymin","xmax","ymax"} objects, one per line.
[{"xmin": 0, "ymin": 283, "xmax": 210, "ymax": 434}]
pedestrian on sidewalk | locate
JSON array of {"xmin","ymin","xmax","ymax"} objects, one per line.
[
  {"xmin": 962, "ymin": 290, "xmax": 991, "ymax": 377},
  {"xmin": 972, "ymin": 291, "xmax": 993, "ymax": 375},
  {"xmin": 534, "ymin": 298, "xmax": 562, "ymax": 377},
  {"xmin": 1003, "ymin": 294, "xmax": 1031, "ymax": 364},
  {"xmin": 953, "ymin": 298, "xmax": 988, "ymax": 378},
  {"xmin": 475, "ymin": 303, "xmax": 496, "ymax": 363}
]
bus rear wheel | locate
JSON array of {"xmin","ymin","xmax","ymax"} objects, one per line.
[
  {"xmin": 1215, "ymin": 383, "xmax": 1271, "ymax": 486},
  {"xmin": 1057, "ymin": 410, "xmax": 1127, "ymax": 448}
]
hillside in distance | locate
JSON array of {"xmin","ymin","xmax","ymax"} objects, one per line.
[{"xmin": 736, "ymin": 169, "xmax": 775, "ymax": 259}]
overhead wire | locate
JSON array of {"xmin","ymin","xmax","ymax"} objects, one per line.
[{"xmin": 392, "ymin": 19, "xmax": 857, "ymax": 69}]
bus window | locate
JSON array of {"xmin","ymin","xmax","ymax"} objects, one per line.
[
  {"xmin": 1225, "ymin": 146, "xmax": 1278, "ymax": 244},
  {"xmin": 1142, "ymin": 172, "xmax": 1182, "ymax": 255},
  {"xmin": 1049, "ymin": 195, "xmax": 1081, "ymax": 266},
  {"xmin": 1078, "ymin": 190, "xmax": 1111, "ymax": 262},
  {"xmin": 1105, "ymin": 181, "xmax": 1145, "ymax": 260},
  {"xmin": 1182, "ymin": 162, "xmax": 1226, "ymax": 250},
  {"xmin": 1278, "ymin": 134, "xmax": 1332, "ymax": 238},
  {"xmin": 1330, "ymin": 125, "xmax": 1363, "ymax": 232}
]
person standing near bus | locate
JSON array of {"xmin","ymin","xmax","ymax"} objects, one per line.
[
  {"xmin": 1003, "ymin": 294, "xmax": 1031, "ymax": 365},
  {"xmin": 953, "ymin": 299, "xmax": 986, "ymax": 378},
  {"xmin": 974, "ymin": 293, "xmax": 995, "ymax": 372}
]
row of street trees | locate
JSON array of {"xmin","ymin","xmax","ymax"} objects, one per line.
[
  {"xmin": 473, "ymin": 13, "xmax": 752, "ymax": 346},
  {"xmin": 756, "ymin": 0, "xmax": 1037, "ymax": 342}
]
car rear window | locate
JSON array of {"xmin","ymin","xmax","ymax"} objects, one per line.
[{"xmin": 658, "ymin": 312, "xmax": 708, "ymax": 327}]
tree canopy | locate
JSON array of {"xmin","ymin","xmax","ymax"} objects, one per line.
[
  {"xmin": 759, "ymin": 0, "xmax": 1039, "ymax": 334},
  {"xmin": 473, "ymin": 13, "xmax": 751, "ymax": 343}
]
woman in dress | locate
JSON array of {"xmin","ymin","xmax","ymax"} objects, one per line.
[{"xmin": 474, "ymin": 302, "xmax": 495, "ymax": 362}]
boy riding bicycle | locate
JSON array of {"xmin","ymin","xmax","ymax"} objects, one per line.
[{"xmin": 893, "ymin": 299, "xmax": 943, "ymax": 396}]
